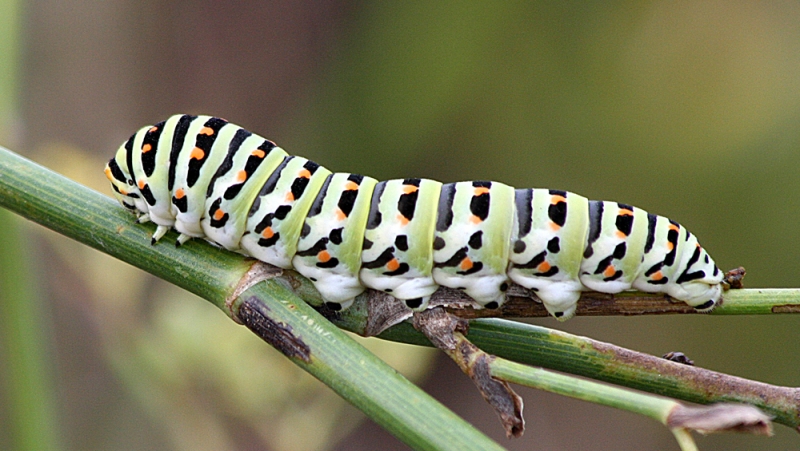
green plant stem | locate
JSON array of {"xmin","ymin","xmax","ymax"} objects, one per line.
[
  {"xmin": 0, "ymin": 146, "xmax": 507, "ymax": 450},
  {"xmin": 671, "ymin": 429, "xmax": 699, "ymax": 451},
  {"xmin": 490, "ymin": 357, "xmax": 673, "ymax": 423},
  {"xmin": 491, "ymin": 356, "xmax": 708, "ymax": 451}
]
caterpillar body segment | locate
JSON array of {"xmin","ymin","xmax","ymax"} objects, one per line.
[
  {"xmin": 360, "ymin": 178, "xmax": 442, "ymax": 310},
  {"xmin": 292, "ymin": 172, "xmax": 378, "ymax": 308},
  {"xmin": 432, "ymin": 181, "xmax": 515, "ymax": 310},
  {"xmin": 105, "ymin": 114, "xmax": 724, "ymax": 320},
  {"xmin": 201, "ymin": 131, "xmax": 288, "ymax": 250},
  {"xmin": 579, "ymin": 202, "xmax": 650, "ymax": 294},
  {"xmin": 507, "ymin": 189, "xmax": 589, "ymax": 319},
  {"xmin": 240, "ymin": 156, "xmax": 332, "ymax": 269}
]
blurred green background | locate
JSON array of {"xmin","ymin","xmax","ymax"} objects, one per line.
[{"xmin": 1, "ymin": 1, "xmax": 799, "ymax": 450}]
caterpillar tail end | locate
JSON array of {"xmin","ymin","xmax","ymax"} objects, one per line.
[{"xmin": 680, "ymin": 283, "xmax": 723, "ymax": 313}]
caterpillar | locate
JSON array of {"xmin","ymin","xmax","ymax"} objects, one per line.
[{"xmin": 105, "ymin": 114, "xmax": 723, "ymax": 320}]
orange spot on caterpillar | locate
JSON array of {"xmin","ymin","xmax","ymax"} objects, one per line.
[
  {"xmin": 474, "ymin": 187, "xmax": 490, "ymax": 196},
  {"xmin": 397, "ymin": 214, "xmax": 410, "ymax": 225},
  {"xmin": 174, "ymin": 188, "xmax": 185, "ymax": 199},
  {"xmin": 616, "ymin": 230, "xmax": 627, "ymax": 239},
  {"xmin": 403, "ymin": 185, "xmax": 418, "ymax": 194},
  {"xmin": 317, "ymin": 250, "xmax": 331, "ymax": 263},
  {"xmin": 148, "ymin": 126, "xmax": 159, "ymax": 133},
  {"xmin": 213, "ymin": 209, "xmax": 225, "ymax": 221},
  {"xmin": 344, "ymin": 181, "xmax": 359, "ymax": 191},
  {"xmin": 261, "ymin": 227, "xmax": 274, "ymax": 239},
  {"xmin": 651, "ymin": 270, "xmax": 664, "ymax": 281},
  {"xmin": 550, "ymin": 222, "xmax": 561, "ymax": 231},
  {"xmin": 470, "ymin": 215, "xmax": 482, "ymax": 224},
  {"xmin": 618, "ymin": 208, "xmax": 633, "ymax": 216},
  {"xmin": 298, "ymin": 169, "xmax": 311, "ymax": 179},
  {"xmin": 251, "ymin": 149, "xmax": 265, "ymax": 158},
  {"xmin": 667, "ymin": 242, "xmax": 674, "ymax": 251},
  {"xmin": 141, "ymin": 143, "xmax": 152, "ymax": 153},
  {"xmin": 285, "ymin": 192, "xmax": 295, "ymax": 202},
  {"xmin": 137, "ymin": 179, "xmax": 146, "ymax": 189},
  {"xmin": 460, "ymin": 257, "xmax": 474, "ymax": 271},
  {"xmin": 236, "ymin": 170, "xmax": 247, "ymax": 182},
  {"xmin": 200, "ymin": 126, "xmax": 214, "ymax": 136},
  {"xmin": 119, "ymin": 189, "xmax": 129, "ymax": 195},
  {"xmin": 551, "ymin": 195, "xmax": 566, "ymax": 204},
  {"xmin": 386, "ymin": 258, "xmax": 400, "ymax": 271},
  {"xmin": 335, "ymin": 209, "xmax": 347, "ymax": 221},
  {"xmin": 603, "ymin": 265, "xmax": 617, "ymax": 278},
  {"xmin": 669, "ymin": 224, "xmax": 680, "ymax": 232},
  {"xmin": 190, "ymin": 147, "xmax": 205, "ymax": 160},
  {"xmin": 537, "ymin": 261, "xmax": 551, "ymax": 273},
  {"xmin": 104, "ymin": 166, "xmax": 113, "ymax": 180}
]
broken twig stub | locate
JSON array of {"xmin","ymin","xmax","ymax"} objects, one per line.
[
  {"xmin": 226, "ymin": 261, "xmax": 283, "ymax": 321},
  {"xmin": 413, "ymin": 307, "xmax": 525, "ymax": 437}
]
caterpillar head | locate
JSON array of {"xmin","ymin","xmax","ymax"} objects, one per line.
[{"xmin": 104, "ymin": 157, "xmax": 140, "ymax": 213}]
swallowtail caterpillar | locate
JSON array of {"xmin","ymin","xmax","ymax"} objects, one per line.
[{"xmin": 105, "ymin": 114, "xmax": 723, "ymax": 320}]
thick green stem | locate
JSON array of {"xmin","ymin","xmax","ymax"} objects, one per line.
[{"xmin": 0, "ymin": 146, "xmax": 249, "ymax": 308}]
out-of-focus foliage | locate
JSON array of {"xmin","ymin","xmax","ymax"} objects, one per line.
[
  {"xmin": 0, "ymin": 0, "xmax": 63, "ymax": 450},
  {"xmin": 4, "ymin": 1, "xmax": 799, "ymax": 450}
]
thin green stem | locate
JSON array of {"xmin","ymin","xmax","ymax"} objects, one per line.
[
  {"xmin": 491, "ymin": 356, "xmax": 709, "ymax": 450},
  {"xmin": 490, "ymin": 358, "xmax": 672, "ymax": 424},
  {"xmin": 716, "ymin": 288, "xmax": 800, "ymax": 314},
  {"xmin": 671, "ymin": 429, "xmax": 699, "ymax": 451}
]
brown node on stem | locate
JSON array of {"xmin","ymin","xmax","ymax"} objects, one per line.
[
  {"xmin": 723, "ymin": 266, "xmax": 746, "ymax": 290},
  {"xmin": 667, "ymin": 403, "xmax": 772, "ymax": 436}
]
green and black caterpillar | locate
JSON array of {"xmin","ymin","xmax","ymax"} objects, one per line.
[{"xmin": 105, "ymin": 114, "xmax": 723, "ymax": 320}]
